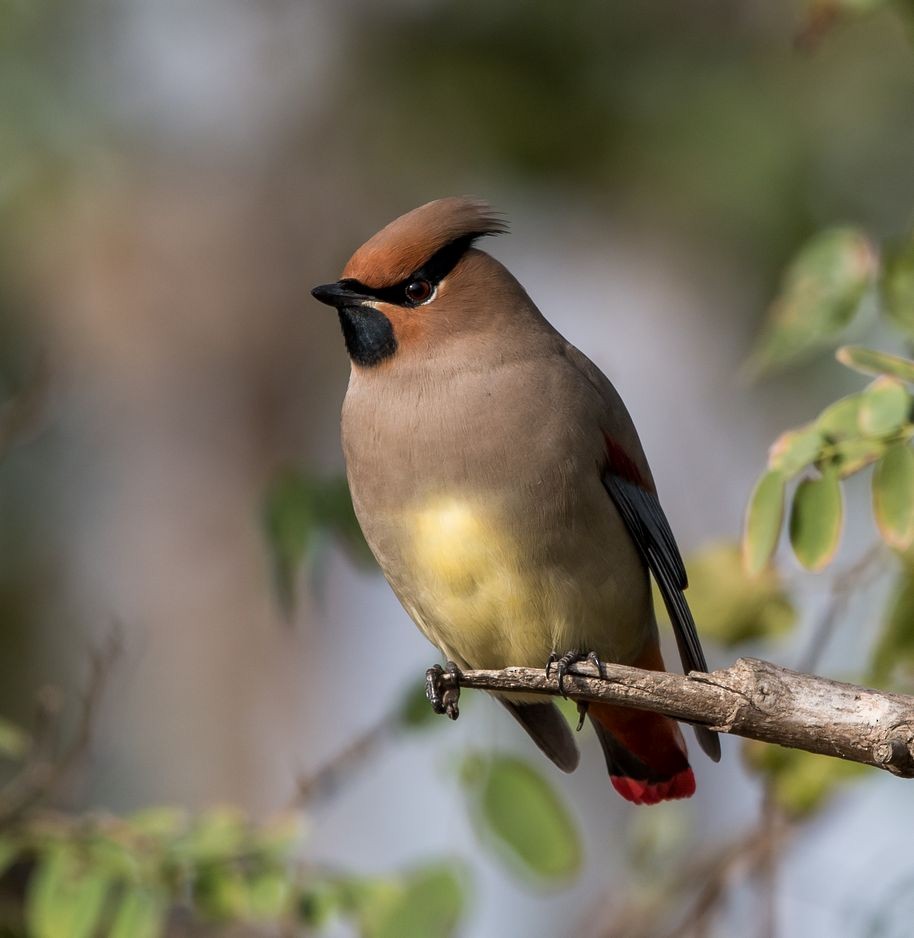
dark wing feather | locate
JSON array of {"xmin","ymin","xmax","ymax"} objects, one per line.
[
  {"xmin": 603, "ymin": 473, "xmax": 721, "ymax": 762},
  {"xmin": 497, "ymin": 698, "xmax": 579, "ymax": 773}
]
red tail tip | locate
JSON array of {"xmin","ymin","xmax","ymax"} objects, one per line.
[{"xmin": 610, "ymin": 767, "xmax": 696, "ymax": 805}]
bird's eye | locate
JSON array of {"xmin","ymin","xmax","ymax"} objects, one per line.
[{"xmin": 405, "ymin": 279, "xmax": 433, "ymax": 305}]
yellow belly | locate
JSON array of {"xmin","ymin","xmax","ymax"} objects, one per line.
[{"xmin": 405, "ymin": 497, "xmax": 574, "ymax": 669}]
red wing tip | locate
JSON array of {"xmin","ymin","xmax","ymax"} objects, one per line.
[{"xmin": 610, "ymin": 768, "xmax": 696, "ymax": 805}]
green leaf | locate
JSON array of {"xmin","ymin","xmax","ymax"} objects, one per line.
[
  {"xmin": 0, "ymin": 837, "xmax": 19, "ymax": 879},
  {"xmin": 858, "ymin": 377, "xmax": 911, "ymax": 437},
  {"xmin": 870, "ymin": 566, "xmax": 914, "ymax": 686},
  {"xmin": 263, "ymin": 471, "xmax": 374, "ymax": 614},
  {"xmin": 363, "ymin": 864, "xmax": 466, "ymax": 938},
  {"xmin": 460, "ymin": 754, "xmax": 581, "ymax": 883},
  {"xmin": 26, "ymin": 845, "xmax": 110, "ymax": 938},
  {"xmin": 742, "ymin": 470, "xmax": 786, "ymax": 576},
  {"xmin": 743, "ymin": 741, "xmax": 865, "ymax": 817},
  {"xmin": 659, "ymin": 543, "xmax": 794, "ymax": 647},
  {"xmin": 248, "ymin": 869, "xmax": 292, "ymax": 922},
  {"xmin": 313, "ymin": 476, "xmax": 375, "ymax": 569},
  {"xmin": 177, "ymin": 806, "xmax": 246, "ymax": 864},
  {"xmin": 0, "ymin": 716, "xmax": 29, "ymax": 759},
  {"xmin": 824, "ymin": 436, "xmax": 889, "ymax": 478},
  {"xmin": 297, "ymin": 879, "xmax": 343, "ymax": 927},
  {"xmin": 767, "ymin": 425, "xmax": 824, "ymax": 476},
  {"xmin": 789, "ymin": 470, "xmax": 844, "ymax": 571},
  {"xmin": 882, "ymin": 234, "xmax": 914, "ymax": 338},
  {"xmin": 815, "ymin": 393, "xmax": 863, "ymax": 439},
  {"xmin": 873, "ymin": 444, "xmax": 914, "ymax": 551},
  {"xmin": 249, "ymin": 813, "xmax": 301, "ymax": 861},
  {"xmin": 263, "ymin": 471, "xmax": 318, "ymax": 615},
  {"xmin": 127, "ymin": 806, "xmax": 188, "ymax": 841},
  {"xmin": 195, "ymin": 863, "xmax": 249, "ymax": 921},
  {"xmin": 396, "ymin": 679, "xmax": 439, "ymax": 731},
  {"xmin": 836, "ymin": 345, "xmax": 914, "ymax": 384},
  {"xmin": 749, "ymin": 227, "xmax": 877, "ymax": 375},
  {"xmin": 109, "ymin": 888, "xmax": 165, "ymax": 938}
]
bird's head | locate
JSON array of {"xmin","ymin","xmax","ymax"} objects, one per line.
[{"xmin": 311, "ymin": 197, "xmax": 514, "ymax": 368}]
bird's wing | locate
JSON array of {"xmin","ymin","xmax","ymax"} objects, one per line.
[
  {"xmin": 497, "ymin": 698, "xmax": 580, "ymax": 773},
  {"xmin": 553, "ymin": 340, "xmax": 719, "ymax": 761},
  {"xmin": 602, "ymin": 469, "xmax": 721, "ymax": 762}
]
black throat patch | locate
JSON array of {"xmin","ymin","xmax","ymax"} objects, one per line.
[{"xmin": 337, "ymin": 305, "xmax": 398, "ymax": 367}]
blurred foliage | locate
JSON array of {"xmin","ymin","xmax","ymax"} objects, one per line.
[
  {"xmin": 0, "ymin": 704, "xmax": 472, "ymax": 938},
  {"xmin": 869, "ymin": 561, "xmax": 914, "ymax": 688},
  {"xmin": 742, "ymin": 741, "xmax": 867, "ymax": 817},
  {"xmin": 748, "ymin": 227, "xmax": 878, "ymax": 376},
  {"xmin": 459, "ymin": 754, "xmax": 581, "ymax": 886},
  {"xmin": 656, "ymin": 542, "xmax": 795, "ymax": 646},
  {"xmin": 742, "ymin": 351, "xmax": 914, "ymax": 571},
  {"xmin": 743, "ymin": 298, "xmax": 914, "ymax": 570},
  {"xmin": 263, "ymin": 469, "xmax": 375, "ymax": 614},
  {"xmin": 345, "ymin": 0, "xmax": 914, "ymax": 274}
]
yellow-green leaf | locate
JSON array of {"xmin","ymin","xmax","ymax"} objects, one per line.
[
  {"xmin": 749, "ymin": 227, "xmax": 877, "ymax": 375},
  {"xmin": 364, "ymin": 865, "xmax": 466, "ymax": 938},
  {"xmin": 127, "ymin": 806, "xmax": 188, "ymax": 841},
  {"xmin": 882, "ymin": 235, "xmax": 914, "ymax": 338},
  {"xmin": 461, "ymin": 755, "xmax": 581, "ymax": 884},
  {"xmin": 816, "ymin": 393, "xmax": 863, "ymax": 440},
  {"xmin": 195, "ymin": 863, "xmax": 249, "ymax": 920},
  {"xmin": 873, "ymin": 444, "xmax": 914, "ymax": 551},
  {"xmin": 248, "ymin": 869, "xmax": 292, "ymax": 922},
  {"xmin": 109, "ymin": 889, "xmax": 165, "ymax": 938},
  {"xmin": 837, "ymin": 345, "xmax": 914, "ymax": 384},
  {"xmin": 789, "ymin": 470, "xmax": 844, "ymax": 571},
  {"xmin": 742, "ymin": 470, "xmax": 786, "ymax": 576},
  {"xmin": 768, "ymin": 425, "xmax": 824, "ymax": 476},
  {"xmin": 0, "ymin": 717, "xmax": 29, "ymax": 760},
  {"xmin": 858, "ymin": 377, "xmax": 911, "ymax": 437},
  {"xmin": 178, "ymin": 806, "xmax": 246, "ymax": 863},
  {"xmin": 26, "ymin": 846, "xmax": 110, "ymax": 938}
]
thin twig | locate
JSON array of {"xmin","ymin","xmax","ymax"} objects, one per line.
[
  {"xmin": 291, "ymin": 714, "xmax": 393, "ymax": 808},
  {"xmin": 0, "ymin": 628, "xmax": 122, "ymax": 824},
  {"xmin": 796, "ymin": 542, "xmax": 885, "ymax": 675},
  {"xmin": 0, "ymin": 358, "xmax": 51, "ymax": 464}
]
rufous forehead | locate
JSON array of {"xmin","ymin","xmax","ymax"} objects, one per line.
[{"xmin": 341, "ymin": 196, "xmax": 508, "ymax": 288}]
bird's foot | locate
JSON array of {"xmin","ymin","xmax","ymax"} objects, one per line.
[
  {"xmin": 426, "ymin": 661, "xmax": 461, "ymax": 720},
  {"xmin": 545, "ymin": 649, "xmax": 605, "ymax": 699}
]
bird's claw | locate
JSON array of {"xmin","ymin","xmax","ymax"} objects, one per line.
[
  {"xmin": 545, "ymin": 649, "xmax": 605, "ymax": 699},
  {"xmin": 426, "ymin": 661, "xmax": 461, "ymax": 720},
  {"xmin": 576, "ymin": 701, "xmax": 588, "ymax": 732}
]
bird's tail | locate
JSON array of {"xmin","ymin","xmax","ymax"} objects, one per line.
[{"xmin": 588, "ymin": 702, "xmax": 695, "ymax": 805}]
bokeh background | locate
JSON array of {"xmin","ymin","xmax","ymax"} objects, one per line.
[{"xmin": 3, "ymin": 1, "xmax": 914, "ymax": 935}]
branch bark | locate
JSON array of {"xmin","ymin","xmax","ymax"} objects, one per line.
[{"xmin": 436, "ymin": 657, "xmax": 914, "ymax": 777}]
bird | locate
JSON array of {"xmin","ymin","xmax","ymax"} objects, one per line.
[{"xmin": 311, "ymin": 197, "xmax": 720, "ymax": 805}]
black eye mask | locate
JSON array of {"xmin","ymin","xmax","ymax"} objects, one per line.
[{"xmin": 338, "ymin": 233, "xmax": 480, "ymax": 307}]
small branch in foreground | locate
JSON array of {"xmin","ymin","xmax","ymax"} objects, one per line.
[
  {"xmin": 432, "ymin": 657, "xmax": 914, "ymax": 777},
  {"xmin": 0, "ymin": 628, "xmax": 122, "ymax": 824}
]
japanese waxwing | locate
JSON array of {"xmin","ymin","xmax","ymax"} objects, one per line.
[{"xmin": 311, "ymin": 197, "xmax": 719, "ymax": 805}]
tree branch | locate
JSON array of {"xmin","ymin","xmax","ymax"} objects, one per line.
[{"xmin": 434, "ymin": 657, "xmax": 914, "ymax": 777}]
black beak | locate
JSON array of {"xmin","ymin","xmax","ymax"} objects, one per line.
[{"xmin": 311, "ymin": 281, "xmax": 366, "ymax": 308}]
